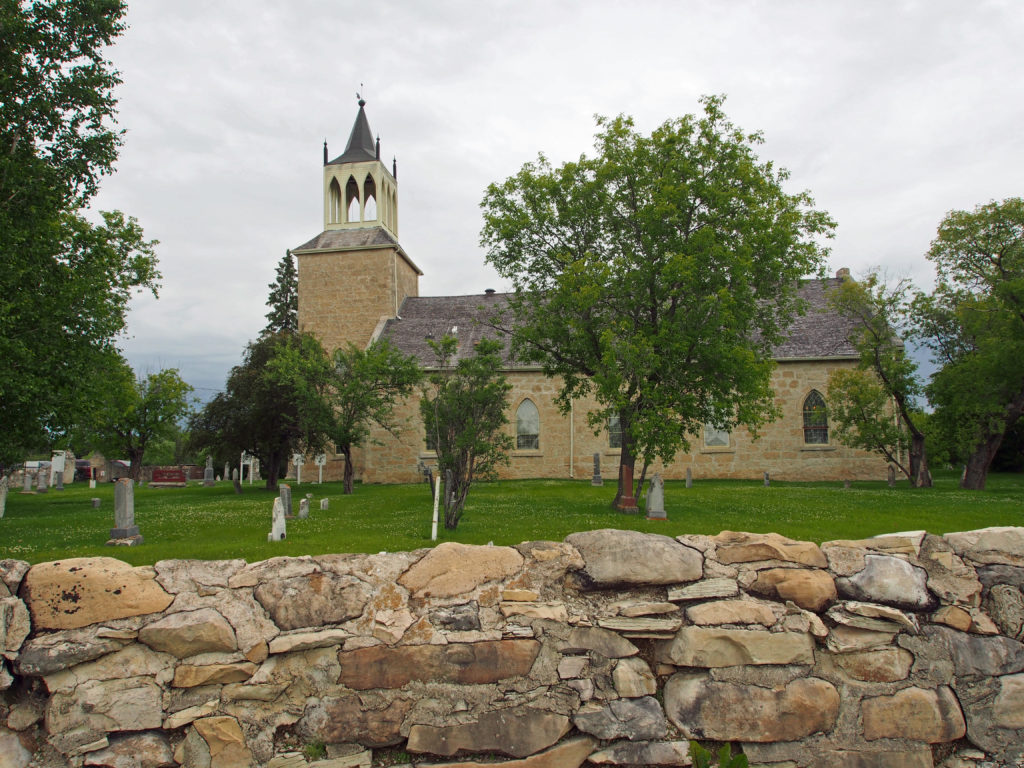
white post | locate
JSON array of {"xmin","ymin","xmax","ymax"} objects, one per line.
[{"xmin": 431, "ymin": 476, "xmax": 441, "ymax": 541}]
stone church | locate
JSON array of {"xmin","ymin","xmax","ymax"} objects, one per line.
[{"xmin": 292, "ymin": 101, "xmax": 886, "ymax": 485}]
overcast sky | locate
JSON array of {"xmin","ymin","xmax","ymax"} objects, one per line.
[{"xmin": 91, "ymin": 0, "xmax": 1024, "ymax": 399}]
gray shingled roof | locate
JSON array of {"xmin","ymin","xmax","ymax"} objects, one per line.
[
  {"xmin": 380, "ymin": 278, "xmax": 858, "ymax": 369},
  {"xmin": 329, "ymin": 103, "xmax": 376, "ymax": 165},
  {"xmin": 292, "ymin": 227, "xmax": 400, "ymax": 253}
]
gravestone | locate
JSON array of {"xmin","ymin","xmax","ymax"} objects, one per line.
[
  {"xmin": 685, "ymin": 467, "xmax": 692, "ymax": 489},
  {"xmin": 645, "ymin": 473, "xmax": 666, "ymax": 520},
  {"xmin": 843, "ymin": 479, "xmax": 851, "ymax": 489},
  {"xmin": 591, "ymin": 453, "xmax": 603, "ymax": 486},
  {"xmin": 279, "ymin": 483, "xmax": 293, "ymax": 518},
  {"xmin": 21, "ymin": 472, "xmax": 32, "ymax": 494},
  {"xmin": 320, "ymin": 498, "xmax": 329, "ymax": 511},
  {"xmin": 616, "ymin": 465, "xmax": 639, "ymax": 513},
  {"xmin": 36, "ymin": 471, "xmax": 48, "ymax": 493},
  {"xmin": 50, "ymin": 451, "xmax": 66, "ymax": 486},
  {"xmin": 293, "ymin": 453, "xmax": 305, "ymax": 484},
  {"xmin": 224, "ymin": 462, "xmax": 230, "ymax": 481},
  {"xmin": 267, "ymin": 497, "xmax": 286, "ymax": 542},
  {"xmin": 203, "ymin": 456, "xmax": 215, "ymax": 487},
  {"xmin": 315, "ymin": 453, "xmax": 327, "ymax": 484},
  {"xmin": 298, "ymin": 498, "xmax": 310, "ymax": 519},
  {"xmin": 888, "ymin": 465, "xmax": 896, "ymax": 487},
  {"xmin": 92, "ymin": 498, "xmax": 101, "ymax": 509},
  {"xmin": 108, "ymin": 477, "xmax": 143, "ymax": 545},
  {"xmin": 231, "ymin": 468, "xmax": 238, "ymax": 482},
  {"xmin": 763, "ymin": 471, "xmax": 770, "ymax": 487}
]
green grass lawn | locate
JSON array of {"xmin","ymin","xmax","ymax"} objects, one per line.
[{"xmin": 1, "ymin": 471, "xmax": 1022, "ymax": 566}]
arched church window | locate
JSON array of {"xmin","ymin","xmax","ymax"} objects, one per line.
[
  {"xmin": 363, "ymin": 175, "xmax": 377, "ymax": 220},
  {"xmin": 516, "ymin": 399, "xmax": 540, "ymax": 450},
  {"xmin": 328, "ymin": 178, "xmax": 342, "ymax": 224},
  {"xmin": 345, "ymin": 175, "xmax": 360, "ymax": 223},
  {"xmin": 802, "ymin": 390, "xmax": 829, "ymax": 444}
]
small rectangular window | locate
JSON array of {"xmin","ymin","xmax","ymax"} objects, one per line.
[
  {"xmin": 608, "ymin": 415, "xmax": 622, "ymax": 449},
  {"xmin": 704, "ymin": 424, "xmax": 730, "ymax": 448}
]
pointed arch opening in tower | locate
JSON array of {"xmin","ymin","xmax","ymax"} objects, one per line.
[
  {"xmin": 363, "ymin": 174, "xmax": 377, "ymax": 221},
  {"xmin": 328, "ymin": 177, "xmax": 342, "ymax": 224},
  {"xmin": 345, "ymin": 175, "xmax": 360, "ymax": 223}
]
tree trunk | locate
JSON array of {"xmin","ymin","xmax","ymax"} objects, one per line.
[
  {"xmin": 960, "ymin": 390, "xmax": 1024, "ymax": 490},
  {"xmin": 961, "ymin": 434, "xmax": 1005, "ymax": 490},
  {"xmin": 264, "ymin": 454, "xmax": 281, "ymax": 491},
  {"xmin": 128, "ymin": 448, "xmax": 145, "ymax": 483},
  {"xmin": 908, "ymin": 432, "xmax": 932, "ymax": 488},
  {"xmin": 342, "ymin": 446, "xmax": 354, "ymax": 494}
]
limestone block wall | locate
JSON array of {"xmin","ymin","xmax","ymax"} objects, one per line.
[
  {"xmin": 358, "ymin": 360, "xmax": 887, "ymax": 485},
  {"xmin": 2, "ymin": 526, "xmax": 1023, "ymax": 768}
]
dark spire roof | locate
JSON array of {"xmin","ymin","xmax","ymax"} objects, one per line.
[{"xmin": 329, "ymin": 98, "xmax": 377, "ymax": 165}]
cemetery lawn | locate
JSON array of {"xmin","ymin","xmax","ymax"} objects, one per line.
[{"xmin": 2, "ymin": 470, "xmax": 1022, "ymax": 566}]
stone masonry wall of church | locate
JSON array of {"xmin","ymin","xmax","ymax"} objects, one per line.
[
  {"xmin": 296, "ymin": 247, "xmax": 418, "ymax": 356},
  {"xmin": 353, "ymin": 358, "xmax": 887, "ymax": 486}
]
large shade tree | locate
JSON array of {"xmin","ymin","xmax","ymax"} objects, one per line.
[
  {"xmin": 190, "ymin": 332, "xmax": 330, "ymax": 491},
  {"xmin": 914, "ymin": 197, "xmax": 1024, "ymax": 490},
  {"xmin": 481, "ymin": 96, "xmax": 834, "ymax": 508},
  {"xmin": 0, "ymin": 0, "xmax": 160, "ymax": 468},
  {"xmin": 826, "ymin": 273, "xmax": 931, "ymax": 486},
  {"xmin": 81, "ymin": 358, "xmax": 195, "ymax": 482}
]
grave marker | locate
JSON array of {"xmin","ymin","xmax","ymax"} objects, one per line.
[
  {"xmin": 616, "ymin": 465, "xmax": 639, "ymax": 513},
  {"xmin": 21, "ymin": 472, "xmax": 32, "ymax": 494},
  {"xmin": 279, "ymin": 483, "xmax": 293, "ymax": 518},
  {"xmin": 92, "ymin": 498, "xmax": 101, "ymax": 509},
  {"xmin": 298, "ymin": 498, "xmax": 310, "ymax": 519},
  {"xmin": 108, "ymin": 477, "xmax": 143, "ymax": 545},
  {"xmin": 685, "ymin": 467, "xmax": 692, "ymax": 489},
  {"xmin": 591, "ymin": 453, "xmax": 603, "ymax": 486},
  {"xmin": 293, "ymin": 453, "xmax": 305, "ymax": 484},
  {"xmin": 267, "ymin": 497, "xmax": 286, "ymax": 541},
  {"xmin": 36, "ymin": 471, "xmax": 48, "ymax": 493},
  {"xmin": 888, "ymin": 465, "xmax": 896, "ymax": 487},
  {"xmin": 315, "ymin": 453, "xmax": 327, "ymax": 484},
  {"xmin": 645, "ymin": 473, "xmax": 666, "ymax": 520},
  {"xmin": 763, "ymin": 471, "xmax": 770, "ymax": 487},
  {"xmin": 203, "ymin": 456, "xmax": 215, "ymax": 487},
  {"xmin": 320, "ymin": 498, "xmax": 329, "ymax": 511}
]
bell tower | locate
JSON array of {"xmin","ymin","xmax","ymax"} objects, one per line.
[
  {"xmin": 322, "ymin": 97, "xmax": 399, "ymax": 238},
  {"xmin": 293, "ymin": 97, "xmax": 421, "ymax": 354}
]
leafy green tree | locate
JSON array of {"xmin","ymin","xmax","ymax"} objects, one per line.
[
  {"xmin": 82, "ymin": 359, "xmax": 194, "ymax": 483},
  {"xmin": 322, "ymin": 342, "xmax": 422, "ymax": 494},
  {"xmin": 481, "ymin": 96, "xmax": 834, "ymax": 508},
  {"xmin": 264, "ymin": 249, "xmax": 298, "ymax": 335},
  {"xmin": 190, "ymin": 332, "xmax": 331, "ymax": 490},
  {"xmin": 914, "ymin": 198, "xmax": 1024, "ymax": 490},
  {"xmin": 0, "ymin": 0, "xmax": 160, "ymax": 467},
  {"xmin": 826, "ymin": 274, "xmax": 931, "ymax": 486},
  {"xmin": 420, "ymin": 336, "xmax": 512, "ymax": 529}
]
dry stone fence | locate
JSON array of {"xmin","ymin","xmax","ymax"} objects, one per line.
[{"xmin": 1, "ymin": 526, "xmax": 1023, "ymax": 768}]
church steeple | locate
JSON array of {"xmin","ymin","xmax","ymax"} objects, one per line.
[{"xmin": 322, "ymin": 96, "xmax": 398, "ymax": 237}]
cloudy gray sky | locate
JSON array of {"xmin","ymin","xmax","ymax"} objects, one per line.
[{"xmin": 91, "ymin": 0, "xmax": 1024, "ymax": 399}]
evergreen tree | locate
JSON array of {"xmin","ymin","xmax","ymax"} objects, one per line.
[{"xmin": 264, "ymin": 249, "xmax": 298, "ymax": 334}]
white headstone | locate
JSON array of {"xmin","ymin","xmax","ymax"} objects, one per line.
[
  {"xmin": 298, "ymin": 498, "xmax": 310, "ymax": 519},
  {"xmin": 645, "ymin": 473, "xmax": 666, "ymax": 520},
  {"xmin": 268, "ymin": 497, "xmax": 287, "ymax": 542},
  {"xmin": 320, "ymin": 498, "xmax": 329, "ymax": 511}
]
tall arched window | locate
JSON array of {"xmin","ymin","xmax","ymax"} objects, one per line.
[
  {"xmin": 328, "ymin": 178, "xmax": 342, "ymax": 224},
  {"xmin": 516, "ymin": 399, "xmax": 540, "ymax": 450},
  {"xmin": 802, "ymin": 390, "xmax": 829, "ymax": 444},
  {"xmin": 345, "ymin": 175, "xmax": 360, "ymax": 222},
  {"xmin": 363, "ymin": 175, "xmax": 377, "ymax": 220}
]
